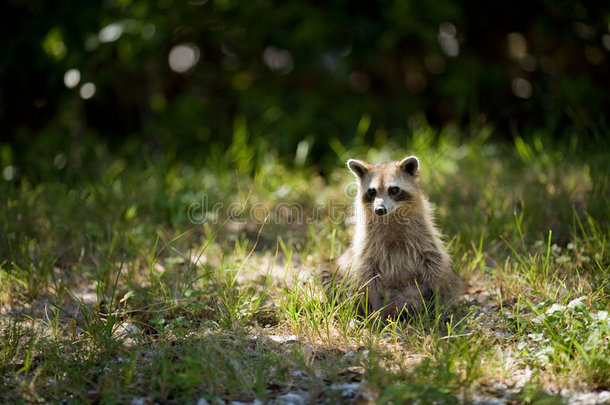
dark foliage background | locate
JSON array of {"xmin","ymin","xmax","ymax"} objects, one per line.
[{"xmin": 1, "ymin": 0, "xmax": 609, "ymax": 174}]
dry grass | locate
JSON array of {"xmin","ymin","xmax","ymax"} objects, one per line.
[{"xmin": 1, "ymin": 129, "xmax": 608, "ymax": 404}]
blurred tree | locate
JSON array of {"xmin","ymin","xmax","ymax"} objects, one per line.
[{"xmin": 1, "ymin": 0, "xmax": 608, "ymax": 169}]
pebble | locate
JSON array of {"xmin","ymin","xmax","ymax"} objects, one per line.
[
  {"xmin": 566, "ymin": 391, "xmax": 610, "ymax": 405},
  {"xmin": 269, "ymin": 392, "xmax": 307, "ymax": 405},
  {"xmin": 328, "ymin": 382, "xmax": 362, "ymax": 398},
  {"xmin": 267, "ymin": 335, "xmax": 298, "ymax": 343},
  {"xmin": 289, "ymin": 370, "xmax": 304, "ymax": 378}
]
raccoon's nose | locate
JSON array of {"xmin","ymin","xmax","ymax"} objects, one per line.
[{"xmin": 374, "ymin": 206, "xmax": 387, "ymax": 216}]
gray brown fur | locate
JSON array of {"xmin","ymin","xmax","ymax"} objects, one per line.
[{"xmin": 319, "ymin": 156, "xmax": 463, "ymax": 317}]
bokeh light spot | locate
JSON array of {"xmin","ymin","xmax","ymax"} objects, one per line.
[
  {"xmin": 168, "ymin": 43, "xmax": 200, "ymax": 73},
  {"xmin": 507, "ymin": 33, "xmax": 527, "ymax": 59},
  {"xmin": 3, "ymin": 166, "xmax": 16, "ymax": 181},
  {"xmin": 263, "ymin": 46, "xmax": 294, "ymax": 74},
  {"xmin": 141, "ymin": 23, "xmax": 156, "ymax": 40},
  {"xmin": 603, "ymin": 34, "xmax": 610, "ymax": 51},
  {"xmin": 512, "ymin": 78, "xmax": 532, "ymax": 99},
  {"xmin": 79, "ymin": 82, "xmax": 96, "ymax": 99},
  {"xmin": 99, "ymin": 23, "xmax": 123, "ymax": 43},
  {"xmin": 439, "ymin": 22, "xmax": 457, "ymax": 38},
  {"xmin": 54, "ymin": 154, "xmax": 67, "ymax": 169},
  {"xmin": 42, "ymin": 28, "xmax": 67, "ymax": 61},
  {"xmin": 585, "ymin": 46, "xmax": 603, "ymax": 65},
  {"xmin": 64, "ymin": 69, "xmax": 81, "ymax": 89},
  {"xmin": 438, "ymin": 23, "xmax": 459, "ymax": 57},
  {"xmin": 573, "ymin": 22, "xmax": 595, "ymax": 40},
  {"xmin": 85, "ymin": 35, "xmax": 99, "ymax": 51}
]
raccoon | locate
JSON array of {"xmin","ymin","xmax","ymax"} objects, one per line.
[{"xmin": 319, "ymin": 155, "xmax": 462, "ymax": 318}]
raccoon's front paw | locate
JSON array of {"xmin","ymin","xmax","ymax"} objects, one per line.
[
  {"xmin": 383, "ymin": 286, "xmax": 434, "ymax": 318},
  {"xmin": 415, "ymin": 287, "xmax": 434, "ymax": 301}
]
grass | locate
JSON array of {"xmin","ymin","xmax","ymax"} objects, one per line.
[{"xmin": 0, "ymin": 126, "xmax": 608, "ymax": 404}]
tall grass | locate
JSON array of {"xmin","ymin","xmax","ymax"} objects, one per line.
[{"xmin": 0, "ymin": 127, "xmax": 608, "ymax": 403}]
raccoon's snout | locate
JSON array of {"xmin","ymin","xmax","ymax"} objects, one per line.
[
  {"xmin": 374, "ymin": 206, "xmax": 387, "ymax": 216},
  {"xmin": 373, "ymin": 198, "xmax": 389, "ymax": 216}
]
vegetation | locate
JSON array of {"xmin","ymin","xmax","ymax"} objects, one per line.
[
  {"xmin": 1, "ymin": 127, "xmax": 608, "ymax": 403},
  {"xmin": 2, "ymin": 1, "xmax": 609, "ymax": 403},
  {"xmin": 3, "ymin": 0, "xmax": 610, "ymax": 168}
]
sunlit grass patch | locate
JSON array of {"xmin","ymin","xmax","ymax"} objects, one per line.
[
  {"xmin": 0, "ymin": 128, "xmax": 608, "ymax": 403},
  {"xmin": 519, "ymin": 296, "xmax": 610, "ymax": 388}
]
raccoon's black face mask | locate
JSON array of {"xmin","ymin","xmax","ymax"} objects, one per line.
[{"xmin": 347, "ymin": 156, "xmax": 420, "ymax": 216}]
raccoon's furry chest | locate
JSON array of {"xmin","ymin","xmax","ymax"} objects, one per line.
[{"xmin": 359, "ymin": 230, "xmax": 425, "ymax": 288}]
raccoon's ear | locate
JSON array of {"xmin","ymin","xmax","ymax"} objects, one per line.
[
  {"xmin": 400, "ymin": 156, "xmax": 420, "ymax": 176},
  {"xmin": 347, "ymin": 159, "xmax": 370, "ymax": 179}
]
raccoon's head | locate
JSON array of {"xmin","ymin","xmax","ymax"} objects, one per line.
[{"xmin": 347, "ymin": 156, "xmax": 420, "ymax": 217}]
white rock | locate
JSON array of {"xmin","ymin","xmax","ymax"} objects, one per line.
[
  {"xmin": 567, "ymin": 391, "xmax": 610, "ymax": 405},
  {"xmin": 340, "ymin": 351, "xmax": 357, "ymax": 363},
  {"xmin": 329, "ymin": 382, "xmax": 362, "ymax": 398},
  {"xmin": 270, "ymin": 393, "xmax": 306, "ymax": 405},
  {"xmin": 267, "ymin": 335, "xmax": 298, "ymax": 343}
]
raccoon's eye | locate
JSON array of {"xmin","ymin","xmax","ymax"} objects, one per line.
[
  {"xmin": 388, "ymin": 186, "xmax": 400, "ymax": 196},
  {"xmin": 366, "ymin": 188, "xmax": 376, "ymax": 198}
]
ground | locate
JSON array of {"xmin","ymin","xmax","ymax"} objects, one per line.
[{"xmin": 1, "ymin": 129, "xmax": 608, "ymax": 404}]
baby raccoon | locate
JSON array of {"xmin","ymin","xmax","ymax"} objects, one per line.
[{"xmin": 319, "ymin": 155, "xmax": 462, "ymax": 318}]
